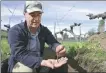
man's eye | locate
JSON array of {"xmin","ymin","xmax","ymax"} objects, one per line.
[{"xmin": 30, "ymin": 14, "xmax": 34, "ymax": 16}]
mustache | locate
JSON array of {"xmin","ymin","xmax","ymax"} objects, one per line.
[{"xmin": 32, "ymin": 22, "xmax": 40, "ymax": 23}]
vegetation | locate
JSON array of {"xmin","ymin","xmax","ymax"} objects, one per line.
[
  {"xmin": 1, "ymin": 30, "xmax": 8, "ymax": 38},
  {"xmin": 1, "ymin": 30, "xmax": 106, "ymax": 72},
  {"xmin": 1, "ymin": 38, "xmax": 10, "ymax": 61},
  {"xmin": 98, "ymin": 19, "xmax": 105, "ymax": 33},
  {"xmin": 63, "ymin": 41, "xmax": 106, "ymax": 72},
  {"xmin": 87, "ymin": 28, "xmax": 96, "ymax": 36}
]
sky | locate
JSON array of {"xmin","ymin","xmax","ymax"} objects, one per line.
[{"xmin": 1, "ymin": 1, "xmax": 106, "ymax": 38}]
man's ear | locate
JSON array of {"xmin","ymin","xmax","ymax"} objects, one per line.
[
  {"xmin": 24, "ymin": 13, "xmax": 27, "ymax": 19},
  {"xmin": 24, "ymin": 12, "xmax": 26, "ymax": 15}
]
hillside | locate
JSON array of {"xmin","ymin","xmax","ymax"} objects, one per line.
[{"xmin": 88, "ymin": 32, "xmax": 106, "ymax": 50}]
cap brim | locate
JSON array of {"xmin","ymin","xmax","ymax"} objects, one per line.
[{"xmin": 26, "ymin": 8, "xmax": 43, "ymax": 13}]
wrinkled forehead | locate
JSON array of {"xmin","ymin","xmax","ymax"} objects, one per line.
[{"xmin": 29, "ymin": 11, "xmax": 42, "ymax": 15}]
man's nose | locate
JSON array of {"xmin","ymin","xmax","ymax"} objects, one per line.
[{"xmin": 33, "ymin": 17, "xmax": 39, "ymax": 22}]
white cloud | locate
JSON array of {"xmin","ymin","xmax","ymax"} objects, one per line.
[
  {"xmin": 43, "ymin": 3, "xmax": 106, "ymax": 21},
  {"xmin": 1, "ymin": 1, "xmax": 106, "ymax": 38},
  {"xmin": 1, "ymin": 4, "xmax": 24, "ymax": 27}
]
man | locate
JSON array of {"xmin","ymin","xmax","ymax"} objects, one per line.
[{"xmin": 8, "ymin": 1, "xmax": 68, "ymax": 73}]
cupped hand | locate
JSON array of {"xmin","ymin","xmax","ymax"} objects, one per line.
[
  {"xmin": 41, "ymin": 60, "xmax": 54, "ymax": 69},
  {"xmin": 53, "ymin": 57, "xmax": 68, "ymax": 68},
  {"xmin": 48, "ymin": 57, "xmax": 68, "ymax": 68}
]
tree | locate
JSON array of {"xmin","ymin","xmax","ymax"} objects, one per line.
[
  {"xmin": 63, "ymin": 32, "xmax": 69, "ymax": 40},
  {"xmin": 98, "ymin": 19, "xmax": 105, "ymax": 33},
  {"xmin": 88, "ymin": 28, "xmax": 96, "ymax": 36}
]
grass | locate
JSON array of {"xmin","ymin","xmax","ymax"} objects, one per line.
[
  {"xmin": 1, "ymin": 39, "xmax": 106, "ymax": 60},
  {"xmin": 64, "ymin": 41, "xmax": 106, "ymax": 72},
  {"xmin": 1, "ymin": 38, "xmax": 106, "ymax": 71},
  {"xmin": 1, "ymin": 38, "xmax": 10, "ymax": 61}
]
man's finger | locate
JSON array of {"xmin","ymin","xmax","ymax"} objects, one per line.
[
  {"xmin": 56, "ymin": 45, "xmax": 64, "ymax": 53},
  {"xmin": 57, "ymin": 49, "xmax": 66, "ymax": 57},
  {"xmin": 59, "ymin": 48, "xmax": 66, "ymax": 54}
]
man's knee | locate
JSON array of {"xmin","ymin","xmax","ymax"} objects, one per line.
[{"xmin": 12, "ymin": 62, "xmax": 33, "ymax": 72}]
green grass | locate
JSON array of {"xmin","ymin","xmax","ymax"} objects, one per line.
[
  {"xmin": 1, "ymin": 30, "xmax": 8, "ymax": 38},
  {"xmin": 61, "ymin": 41, "xmax": 106, "ymax": 62},
  {"xmin": 1, "ymin": 39, "xmax": 106, "ymax": 62},
  {"xmin": 1, "ymin": 38, "xmax": 10, "ymax": 61},
  {"xmin": 63, "ymin": 41, "xmax": 106, "ymax": 72},
  {"xmin": 1, "ymin": 38, "xmax": 106, "ymax": 71}
]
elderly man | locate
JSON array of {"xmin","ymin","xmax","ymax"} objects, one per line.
[{"xmin": 8, "ymin": 1, "xmax": 68, "ymax": 73}]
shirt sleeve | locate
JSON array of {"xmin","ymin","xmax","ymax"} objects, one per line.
[
  {"xmin": 8, "ymin": 27, "xmax": 42, "ymax": 69},
  {"xmin": 45, "ymin": 27, "xmax": 60, "ymax": 52}
]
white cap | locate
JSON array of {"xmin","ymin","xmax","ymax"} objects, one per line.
[{"xmin": 24, "ymin": 1, "xmax": 43, "ymax": 13}]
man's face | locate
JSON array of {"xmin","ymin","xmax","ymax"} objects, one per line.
[{"xmin": 24, "ymin": 11, "xmax": 42, "ymax": 29}]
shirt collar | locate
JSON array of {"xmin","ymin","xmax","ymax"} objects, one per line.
[{"xmin": 30, "ymin": 26, "xmax": 40, "ymax": 36}]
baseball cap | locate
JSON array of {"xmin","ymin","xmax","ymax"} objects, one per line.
[{"xmin": 24, "ymin": 1, "xmax": 43, "ymax": 13}]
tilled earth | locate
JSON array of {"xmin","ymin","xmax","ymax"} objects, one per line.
[
  {"xmin": 88, "ymin": 32, "xmax": 106, "ymax": 50},
  {"xmin": 43, "ymin": 33, "xmax": 106, "ymax": 72}
]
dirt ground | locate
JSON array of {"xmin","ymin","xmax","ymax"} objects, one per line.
[
  {"xmin": 43, "ymin": 32, "xmax": 106, "ymax": 72},
  {"xmin": 88, "ymin": 32, "xmax": 106, "ymax": 50}
]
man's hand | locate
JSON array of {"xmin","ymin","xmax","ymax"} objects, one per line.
[
  {"xmin": 41, "ymin": 60, "xmax": 54, "ymax": 69},
  {"xmin": 56, "ymin": 45, "xmax": 66, "ymax": 57},
  {"xmin": 48, "ymin": 57, "xmax": 68, "ymax": 68},
  {"xmin": 41, "ymin": 57, "xmax": 68, "ymax": 69}
]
